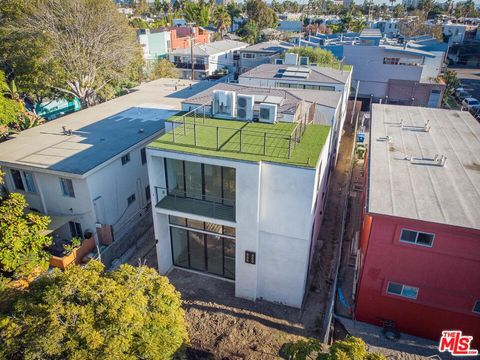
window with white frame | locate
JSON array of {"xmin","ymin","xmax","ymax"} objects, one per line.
[
  {"xmin": 473, "ymin": 300, "xmax": 480, "ymax": 314},
  {"xmin": 400, "ymin": 229, "xmax": 434, "ymax": 247},
  {"xmin": 242, "ymin": 53, "xmax": 256, "ymax": 59},
  {"xmin": 60, "ymin": 178, "xmax": 75, "ymax": 198},
  {"xmin": 10, "ymin": 169, "xmax": 36, "ymax": 193},
  {"xmin": 387, "ymin": 282, "xmax": 419, "ymax": 299}
]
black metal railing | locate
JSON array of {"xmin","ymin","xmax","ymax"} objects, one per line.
[{"xmin": 174, "ymin": 62, "xmax": 209, "ymax": 70}]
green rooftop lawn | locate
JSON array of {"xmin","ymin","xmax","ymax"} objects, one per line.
[{"xmin": 149, "ymin": 114, "xmax": 330, "ymax": 168}]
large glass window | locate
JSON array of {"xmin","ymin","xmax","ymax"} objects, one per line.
[
  {"xmin": 165, "ymin": 160, "xmax": 235, "ymax": 205},
  {"xmin": 204, "ymin": 164, "xmax": 222, "ymax": 202},
  {"xmin": 185, "ymin": 161, "xmax": 202, "ymax": 199},
  {"xmin": 169, "ymin": 216, "xmax": 235, "ymax": 279},
  {"xmin": 171, "ymin": 227, "xmax": 189, "ymax": 267},
  {"xmin": 60, "ymin": 178, "xmax": 75, "ymax": 198},
  {"xmin": 222, "ymin": 167, "xmax": 236, "ymax": 206},
  {"xmin": 166, "ymin": 159, "xmax": 185, "ymax": 196}
]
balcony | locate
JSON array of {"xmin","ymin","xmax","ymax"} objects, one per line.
[
  {"xmin": 155, "ymin": 187, "xmax": 235, "ymax": 222},
  {"xmin": 174, "ymin": 62, "xmax": 209, "ymax": 70}
]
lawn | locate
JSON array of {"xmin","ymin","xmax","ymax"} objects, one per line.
[{"xmin": 149, "ymin": 114, "xmax": 330, "ymax": 168}]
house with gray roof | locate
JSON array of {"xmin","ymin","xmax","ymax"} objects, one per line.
[
  {"xmin": 169, "ymin": 39, "xmax": 248, "ymax": 80},
  {"xmin": 0, "ymin": 79, "xmax": 211, "ymax": 266},
  {"xmin": 238, "ymin": 41, "xmax": 294, "ymax": 75}
]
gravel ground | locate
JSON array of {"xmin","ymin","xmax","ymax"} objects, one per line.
[{"xmin": 337, "ymin": 317, "xmax": 455, "ymax": 360}]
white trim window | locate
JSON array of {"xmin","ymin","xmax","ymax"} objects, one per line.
[
  {"xmin": 400, "ymin": 229, "xmax": 434, "ymax": 247},
  {"xmin": 60, "ymin": 178, "xmax": 75, "ymax": 198},
  {"xmin": 387, "ymin": 281, "xmax": 419, "ymax": 299},
  {"xmin": 10, "ymin": 169, "xmax": 36, "ymax": 193}
]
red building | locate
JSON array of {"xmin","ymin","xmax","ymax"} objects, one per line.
[
  {"xmin": 356, "ymin": 104, "xmax": 480, "ymax": 348},
  {"xmin": 169, "ymin": 26, "xmax": 210, "ymax": 50}
]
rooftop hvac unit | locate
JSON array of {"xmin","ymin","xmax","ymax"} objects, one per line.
[
  {"xmin": 236, "ymin": 94, "xmax": 254, "ymax": 121},
  {"xmin": 284, "ymin": 53, "xmax": 298, "ymax": 65},
  {"xmin": 212, "ymin": 90, "xmax": 236, "ymax": 119},
  {"xmin": 259, "ymin": 103, "xmax": 277, "ymax": 124},
  {"xmin": 275, "ymin": 58, "xmax": 284, "ymax": 64},
  {"xmin": 299, "ymin": 56, "xmax": 309, "ymax": 65}
]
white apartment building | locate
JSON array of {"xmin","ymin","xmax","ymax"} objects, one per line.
[
  {"xmin": 0, "ymin": 79, "xmax": 200, "ymax": 262},
  {"xmin": 169, "ymin": 39, "xmax": 248, "ymax": 80},
  {"xmin": 147, "ymin": 88, "xmax": 334, "ymax": 307}
]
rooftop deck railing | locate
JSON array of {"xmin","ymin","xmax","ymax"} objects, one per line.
[{"xmin": 165, "ymin": 106, "xmax": 309, "ymax": 160}]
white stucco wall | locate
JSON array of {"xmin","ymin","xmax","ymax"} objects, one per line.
[{"xmin": 86, "ymin": 144, "xmax": 151, "ymax": 239}]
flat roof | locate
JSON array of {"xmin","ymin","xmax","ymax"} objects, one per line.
[
  {"xmin": 0, "ymin": 79, "xmax": 216, "ymax": 176},
  {"xmin": 182, "ymin": 83, "xmax": 342, "ymax": 114},
  {"xmin": 149, "ymin": 114, "xmax": 330, "ymax": 168},
  {"xmin": 239, "ymin": 64, "xmax": 351, "ymax": 84},
  {"xmin": 170, "ymin": 39, "xmax": 248, "ymax": 56},
  {"xmin": 241, "ymin": 40, "xmax": 293, "ymax": 53},
  {"xmin": 368, "ymin": 104, "xmax": 480, "ymax": 231}
]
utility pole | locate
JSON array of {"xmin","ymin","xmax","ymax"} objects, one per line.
[{"xmin": 189, "ymin": 25, "xmax": 196, "ymax": 81}]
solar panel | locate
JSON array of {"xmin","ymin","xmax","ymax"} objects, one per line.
[
  {"xmin": 296, "ymin": 67, "xmax": 311, "ymax": 73},
  {"xmin": 282, "ymin": 71, "xmax": 309, "ymax": 79}
]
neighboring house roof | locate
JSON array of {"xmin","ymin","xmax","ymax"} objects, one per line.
[
  {"xmin": 240, "ymin": 41, "xmax": 294, "ymax": 53},
  {"xmin": 239, "ymin": 64, "xmax": 351, "ymax": 84},
  {"xmin": 381, "ymin": 44, "xmax": 436, "ymax": 58},
  {"xmin": 183, "ymin": 83, "xmax": 341, "ymax": 114},
  {"xmin": 170, "ymin": 39, "xmax": 248, "ymax": 57},
  {"xmin": 368, "ymin": 104, "xmax": 480, "ymax": 231},
  {"xmin": 0, "ymin": 79, "xmax": 213, "ymax": 176},
  {"xmin": 359, "ymin": 28, "xmax": 382, "ymax": 38}
]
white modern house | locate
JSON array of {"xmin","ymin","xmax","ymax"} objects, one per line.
[
  {"xmin": 0, "ymin": 79, "xmax": 200, "ymax": 264},
  {"xmin": 169, "ymin": 39, "xmax": 249, "ymax": 80},
  {"xmin": 147, "ymin": 88, "xmax": 334, "ymax": 308}
]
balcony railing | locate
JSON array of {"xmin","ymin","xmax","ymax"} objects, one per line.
[
  {"xmin": 155, "ymin": 187, "xmax": 235, "ymax": 222},
  {"xmin": 174, "ymin": 62, "xmax": 209, "ymax": 70}
]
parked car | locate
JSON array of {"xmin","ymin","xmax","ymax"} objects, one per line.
[
  {"xmin": 469, "ymin": 104, "xmax": 480, "ymax": 116},
  {"xmin": 462, "ymin": 97, "xmax": 480, "ymax": 110},
  {"xmin": 456, "ymin": 89, "xmax": 471, "ymax": 101}
]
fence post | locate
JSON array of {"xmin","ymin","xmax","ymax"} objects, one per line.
[
  {"xmin": 263, "ymin": 132, "xmax": 267, "ymax": 155},
  {"xmin": 294, "ymin": 126, "xmax": 298, "ymax": 149},
  {"xmin": 239, "ymin": 129, "xmax": 242, "ymax": 152},
  {"xmin": 194, "ymin": 122, "xmax": 197, "ymax": 146},
  {"xmin": 216, "ymin": 126, "xmax": 219, "ymax": 150},
  {"xmin": 172, "ymin": 122, "xmax": 176, "ymax": 143},
  {"xmin": 203, "ymin": 106, "xmax": 206, "ymax": 124},
  {"xmin": 183, "ymin": 116, "xmax": 186, "ymax": 135},
  {"xmin": 194, "ymin": 109, "xmax": 197, "ymax": 123},
  {"xmin": 288, "ymin": 135, "xmax": 292, "ymax": 158}
]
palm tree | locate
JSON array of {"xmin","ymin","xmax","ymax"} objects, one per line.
[{"xmin": 214, "ymin": 6, "xmax": 232, "ymax": 37}]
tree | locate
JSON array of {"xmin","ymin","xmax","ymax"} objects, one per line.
[
  {"xmin": 283, "ymin": 336, "xmax": 386, "ymax": 360},
  {"xmin": 286, "ymin": 47, "xmax": 340, "ymax": 67},
  {"xmin": 214, "ymin": 6, "xmax": 232, "ymax": 37},
  {"xmin": 441, "ymin": 69, "xmax": 460, "ymax": 106},
  {"xmin": 150, "ymin": 59, "xmax": 179, "ymax": 80},
  {"xmin": 238, "ymin": 21, "xmax": 260, "ymax": 44},
  {"xmin": 0, "ymin": 171, "xmax": 52, "ymax": 280},
  {"xmin": 393, "ymin": 3, "xmax": 405, "ymax": 17},
  {"xmin": 0, "ymin": 261, "xmax": 189, "ymax": 359},
  {"xmin": 349, "ymin": 18, "xmax": 367, "ymax": 33},
  {"xmin": 245, "ymin": 0, "xmax": 278, "ymax": 30},
  {"xmin": 135, "ymin": 0, "xmax": 149, "ymax": 15},
  {"xmin": 0, "ymin": 0, "xmax": 143, "ymax": 107},
  {"xmin": 444, "ymin": 0, "xmax": 453, "ymax": 15},
  {"xmin": 419, "ymin": 0, "xmax": 434, "ymax": 18},
  {"xmin": 184, "ymin": 1, "xmax": 212, "ymax": 27}
]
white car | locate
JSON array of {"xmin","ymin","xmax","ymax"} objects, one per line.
[{"xmin": 462, "ymin": 97, "xmax": 480, "ymax": 110}]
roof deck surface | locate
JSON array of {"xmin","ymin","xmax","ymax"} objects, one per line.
[
  {"xmin": 149, "ymin": 114, "xmax": 330, "ymax": 168},
  {"xmin": 368, "ymin": 104, "xmax": 480, "ymax": 231}
]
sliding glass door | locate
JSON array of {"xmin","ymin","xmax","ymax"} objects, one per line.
[{"xmin": 169, "ymin": 216, "xmax": 235, "ymax": 280}]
